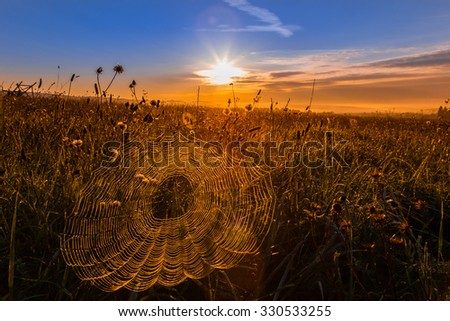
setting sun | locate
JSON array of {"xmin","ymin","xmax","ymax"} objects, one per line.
[{"xmin": 197, "ymin": 60, "xmax": 246, "ymax": 85}]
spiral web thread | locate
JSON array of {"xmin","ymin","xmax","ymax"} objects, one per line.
[{"xmin": 61, "ymin": 133, "xmax": 276, "ymax": 291}]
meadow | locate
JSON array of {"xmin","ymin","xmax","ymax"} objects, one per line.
[{"xmin": 0, "ymin": 93, "xmax": 449, "ymax": 300}]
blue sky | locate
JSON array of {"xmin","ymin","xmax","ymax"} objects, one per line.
[{"xmin": 1, "ymin": 0, "xmax": 450, "ymax": 112}]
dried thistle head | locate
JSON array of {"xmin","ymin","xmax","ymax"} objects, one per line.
[
  {"xmin": 113, "ymin": 65, "xmax": 124, "ymax": 74},
  {"xmin": 96, "ymin": 67, "xmax": 103, "ymax": 74},
  {"xmin": 332, "ymin": 202, "xmax": 342, "ymax": 214}
]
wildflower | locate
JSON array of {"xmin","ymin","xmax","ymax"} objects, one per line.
[
  {"xmin": 182, "ymin": 112, "xmax": 195, "ymax": 128},
  {"xmin": 303, "ymin": 209, "xmax": 316, "ymax": 220},
  {"xmin": 245, "ymin": 104, "xmax": 254, "ymax": 112},
  {"xmin": 371, "ymin": 213, "xmax": 386, "ymax": 223},
  {"xmin": 96, "ymin": 67, "xmax": 103, "ymax": 74},
  {"xmin": 72, "ymin": 139, "xmax": 83, "ymax": 147},
  {"xmin": 387, "ymin": 199, "xmax": 399, "ymax": 208},
  {"xmin": 143, "ymin": 113, "xmax": 153, "ymax": 123},
  {"xmin": 116, "ymin": 121, "xmax": 127, "ymax": 130},
  {"xmin": 370, "ymin": 170, "xmax": 383, "ymax": 180},
  {"xmin": 414, "ymin": 200, "xmax": 427, "ymax": 211},
  {"xmin": 129, "ymin": 103, "xmax": 138, "ymax": 112},
  {"xmin": 389, "ymin": 234, "xmax": 405, "ymax": 245},
  {"xmin": 397, "ymin": 220, "xmax": 409, "ymax": 232}
]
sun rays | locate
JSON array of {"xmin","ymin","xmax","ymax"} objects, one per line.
[{"xmin": 197, "ymin": 59, "xmax": 246, "ymax": 85}]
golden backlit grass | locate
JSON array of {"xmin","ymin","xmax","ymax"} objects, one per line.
[{"xmin": 0, "ymin": 94, "xmax": 449, "ymax": 300}]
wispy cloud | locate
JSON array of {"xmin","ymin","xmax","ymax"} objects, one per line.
[
  {"xmin": 366, "ymin": 49, "xmax": 450, "ymax": 68},
  {"xmin": 227, "ymin": 44, "xmax": 450, "ymax": 104},
  {"xmin": 270, "ymin": 71, "xmax": 305, "ymax": 79},
  {"xmin": 220, "ymin": 0, "xmax": 299, "ymax": 37}
]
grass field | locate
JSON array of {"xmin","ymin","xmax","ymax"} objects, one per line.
[{"xmin": 1, "ymin": 94, "xmax": 449, "ymax": 300}]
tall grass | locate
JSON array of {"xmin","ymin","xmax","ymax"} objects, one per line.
[{"xmin": 0, "ymin": 94, "xmax": 449, "ymax": 300}]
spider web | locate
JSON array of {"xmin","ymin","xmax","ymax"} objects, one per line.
[{"xmin": 61, "ymin": 133, "xmax": 276, "ymax": 292}]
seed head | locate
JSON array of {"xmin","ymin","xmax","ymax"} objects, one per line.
[
  {"xmin": 389, "ymin": 234, "xmax": 405, "ymax": 245},
  {"xmin": 245, "ymin": 104, "xmax": 254, "ymax": 112},
  {"xmin": 370, "ymin": 170, "xmax": 383, "ymax": 179},
  {"xmin": 332, "ymin": 203, "xmax": 342, "ymax": 213},
  {"xmin": 113, "ymin": 65, "xmax": 124, "ymax": 74},
  {"xmin": 111, "ymin": 200, "xmax": 122, "ymax": 207},
  {"xmin": 96, "ymin": 67, "xmax": 103, "ymax": 75},
  {"xmin": 72, "ymin": 139, "xmax": 83, "ymax": 147},
  {"xmin": 116, "ymin": 121, "xmax": 127, "ymax": 130}
]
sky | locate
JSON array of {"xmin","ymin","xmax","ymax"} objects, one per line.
[{"xmin": 1, "ymin": 0, "xmax": 450, "ymax": 113}]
